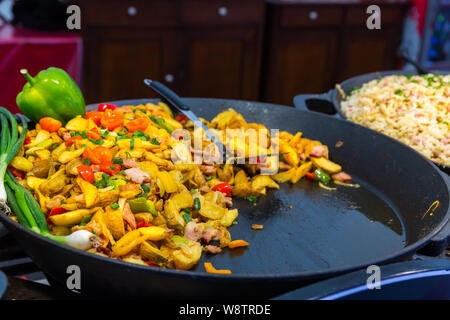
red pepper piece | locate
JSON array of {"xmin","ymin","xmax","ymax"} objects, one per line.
[
  {"xmin": 47, "ymin": 207, "xmax": 68, "ymax": 225},
  {"xmin": 77, "ymin": 165, "xmax": 95, "ymax": 183},
  {"xmin": 306, "ymin": 172, "xmax": 315, "ymax": 180},
  {"xmin": 212, "ymin": 182, "xmax": 231, "ymax": 197},
  {"xmin": 137, "ymin": 221, "xmax": 153, "ymax": 228},
  {"xmin": 98, "ymin": 103, "xmax": 119, "ymax": 112},
  {"xmin": 8, "ymin": 166, "xmax": 25, "ymax": 179}
]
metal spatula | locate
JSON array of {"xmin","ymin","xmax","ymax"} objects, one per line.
[{"xmin": 143, "ymin": 79, "xmax": 284, "ymax": 163}]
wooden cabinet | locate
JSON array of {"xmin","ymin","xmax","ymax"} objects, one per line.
[
  {"xmin": 77, "ymin": 0, "xmax": 265, "ymax": 104},
  {"xmin": 262, "ymin": 1, "xmax": 410, "ymax": 106}
]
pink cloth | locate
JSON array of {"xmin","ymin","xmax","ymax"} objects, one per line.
[{"xmin": 0, "ymin": 25, "xmax": 82, "ymax": 114}]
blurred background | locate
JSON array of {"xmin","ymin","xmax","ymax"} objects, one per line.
[{"xmin": 0, "ymin": 0, "xmax": 449, "ymax": 113}]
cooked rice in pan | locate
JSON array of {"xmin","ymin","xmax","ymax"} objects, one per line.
[{"xmin": 340, "ymin": 74, "xmax": 450, "ymax": 166}]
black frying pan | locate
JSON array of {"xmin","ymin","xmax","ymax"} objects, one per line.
[
  {"xmin": 0, "ymin": 98, "xmax": 449, "ymax": 299},
  {"xmin": 293, "ymin": 70, "xmax": 450, "ymax": 175}
]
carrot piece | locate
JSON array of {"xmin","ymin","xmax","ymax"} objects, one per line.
[
  {"xmin": 228, "ymin": 240, "xmax": 249, "ymax": 249},
  {"xmin": 39, "ymin": 117, "xmax": 62, "ymax": 133},
  {"xmin": 204, "ymin": 262, "xmax": 232, "ymax": 275}
]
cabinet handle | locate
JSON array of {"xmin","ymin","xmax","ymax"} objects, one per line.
[
  {"xmin": 164, "ymin": 74, "xmax": 174, "ymax": 83},
  {"xmin": 127, "ymin": 6, "xmax": 137, "ymax": 16},
  {"xmin": 218, "ymin": 6, "xmax": 228, "ymax": 17},
  {"xmin": 309, "ymin": 11, "xmax": 318, "ymax": 20}
]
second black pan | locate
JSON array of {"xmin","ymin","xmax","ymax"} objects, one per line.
[
  {"xmin": 0, "ymin": 98, "xmax": 449, "ymax": 299},
  {"xmin": 293, "ymin": 70, "xmax": 450, "ymax": 175}
]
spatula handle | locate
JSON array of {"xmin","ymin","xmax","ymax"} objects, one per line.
[{"xmin": 143, "ymin": 79, "xmax": 190, "ymax": 111}]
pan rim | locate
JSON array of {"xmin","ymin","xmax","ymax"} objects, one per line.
[{"xmin": 1, "ymin": 97, "xmax": 449, "ymax": 283}]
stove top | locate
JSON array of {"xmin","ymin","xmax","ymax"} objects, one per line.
[{"xmin": 0, "ymin": 224, "xmax": 449, "ymax": 300}]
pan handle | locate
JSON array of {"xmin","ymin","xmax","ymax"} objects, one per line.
[
  {"xmin": 419, "ymin": 222, "xmax": 450, "ymax": 256},
  {"xmin": 293, "ymin": 90, "xmax": 344, "ymax": 119},
  {"xmin": 418, "ymin": 174, "xmax": 450, "ymax": 256}
]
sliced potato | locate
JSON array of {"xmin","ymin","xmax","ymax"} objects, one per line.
[
  {"xmin": 271, "ymin": 167, "xmax": 296, "ymax": 183},
  {"xmin": 77, "ymin": 178, "xmax": 98, "ymax": 208},
  {"xmin": 290, "ymin": 161, "xmax": 313, "ymax": 183},
  {"xmin": 311, "ymin": 157, "xmax": 341, "ymax": 174},
  {"xmin": 220, "ymin": 208, "xmax": 238, "ymax": 227},
  {"xmin": 172, "ymin": 242, "xmax": 202, "ymax": 270},
  {"xmin": 50, "ymin": 209, "xmax": 93, "ymax": 226},
  {"xmin": 104, "ymin": 206, "xmax": 126, "ymax": 240}
]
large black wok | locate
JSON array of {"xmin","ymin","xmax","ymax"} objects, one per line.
[
  {"xmin": 0, "ymin": 98, "xmax": 449, "ymax": 299},
  {"xmin": 293, "ymin": 70, "xmax": 450, "ymax": 175}
]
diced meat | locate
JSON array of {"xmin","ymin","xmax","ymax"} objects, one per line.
[
  {"xmin": 199, "ymin": 185, "xmax": 210, "ymax": 193},
  {"xmin": 331, "ymin": 172, "xmax": 352, "ymax": 182},
  {"xmin": 411, "ymin": 136, "xmax": 423, "ymax": 144},
  {"xmin": 204, "ymin": 245, "xmax": 222, "ymax": 254},
  {"xmin": 46, "ymin": 195, "xmax": 65, "ymax": 210},
  {"xmin": 119, "ymin": 157, "xmax": 140, "ymax": 168},
  {"xmin": 91, "ymin": 164, "xmax": 101, "ymax": 172},
  {"xmin": 124, "ymin": 168, "xmax": 151, "ymax": 184},
  {"xmin": 199, "ymin": 165, "xmax": 217, "ymax": 175},
  {"xmin": 279, "ymin": 162, "xmax": 291, "ymax": 170},
  {"xmin": 119, "ymin": 199, "xmax": 136, "ymax": 229},
  {"xmin": 309, "ymin": 145, "xmax": 327, "ymax": 157},
  {"xmin": 62, "ymin": 132, "xmax": 71, "ymax": 141},
  {"xmin": 184, "ymin": 222, "xmax": 203, "ymax": 242},
  {"xmin": 224, "ymin": 196, "xmax": 233, "ymax": 207},
  {"xmin": 202, "ymin": 228, "xmax": 219, "ymax": 243},
  {"xmin": 299, "ymin": 153, "xmax": 307, "ymax": 161},
  {"xmin": 441, "ymin": 138, "xmax": 450, "ymax": 145}
]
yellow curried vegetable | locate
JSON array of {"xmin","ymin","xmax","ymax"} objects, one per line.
[{"xmin": 8, "ymin": 103, "xmax": 348, "ymax": 271}]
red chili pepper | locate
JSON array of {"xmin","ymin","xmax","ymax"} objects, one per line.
[
  {"xmin": 175, "ymin": 114, "xmax": 188, "ymax": 122},
  {"xmin": 98, "ymin": 103, "xmax": 119, "ymax": 112},
  {"xmin": 47, "ymin": 207, "xmax": 68, "ymax": 225},
  {"xmin": 100, "ymin": 161, "xmax": 121, "ymax": 176},
  {"xmin": 8, "ymin": 166, "xmax": 24, "ymax": 179},
  {"xmin": 65, "ymin": 135, "xmax": 83, "ymax": 146},
  {"xmin": 306, "ymin": 172, "xmax": 315, "ymax": 180},
  {"xmin": 146, "ymin": 261, "xmax": 157, "ymax": 267},
  {"xmin": 137, "ymin": 221, "xmax": 153, "ymax": 228},
  {"xmin": 212, "ymin": 182, "xmax": 231, "ymax": 197},
  {"xmin": 24, "ymin": 137, "xmax": 31, "ymax": 145},
  {"xmin": 77, "ymin": 165, "xmax": 95, "ymax": 183}
]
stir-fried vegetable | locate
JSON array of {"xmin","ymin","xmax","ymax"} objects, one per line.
[
  {"xmin": 3, "ymin": 102, "xmax": 350, "ymax": 272},
  {"xmin": 0, "ymin": 108, "xmax": 98, "ymax": 250}
]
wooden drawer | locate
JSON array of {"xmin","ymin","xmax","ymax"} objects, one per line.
[
  {"xmin": 182, "ymin": 0, "xmax": 265, "ymax": 25},
  {"xmin": 345, "ymin": 5, "xmax": 408, "ymax": 26},
  {"xmin": 81, "ymin": 0, "xmax": 180, "ymax": 27},
  {"xmin": 281, "ymin": 6, "xmax": 344, "ymax": 27}
]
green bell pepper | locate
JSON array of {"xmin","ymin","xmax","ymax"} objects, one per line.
[
  {"xmin": 16, "ymin": 67, "xmax": 85, "ymax": 124},
  {"xmin": 314, "ymin": 168, "xmax": 331, "ymax": 184}
]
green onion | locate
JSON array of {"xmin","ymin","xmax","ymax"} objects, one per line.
[
  {"xmin": 48, "ymin": 142, "xmax": 60, "ymax": 151},
  {"xmin": 193, "ymin": 197, "xmax": 201, "ymax": 211},
  {"xmin": 150, "ymin": 137, "xmax": 160, "ymax": 145},
  {"xmin": 182, "ymin": 212, "xmax": 192, "ymax": 223},
  {"xmin": 112, "ymin": 157, "xmax": 123, "ymax": 164},
  {"xmin": 205, "ymin": 176, "xmax": 212, "ymax": 181},
  {"xmin": 110, "ymin": 203, "xmax": 120, "ymax": 210},
  {"xmin": 130, "ymin": 138, "xmax": 135, "ymax": 150},
  {"xmin": 247, "ymin": 195, "xmax": 258, "ymax": 202}
]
